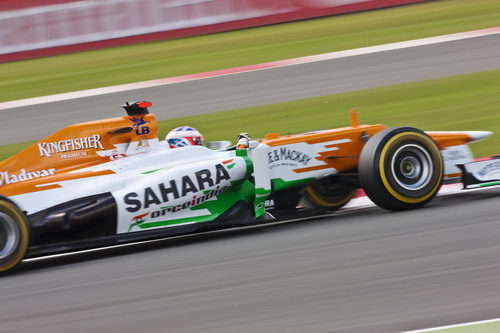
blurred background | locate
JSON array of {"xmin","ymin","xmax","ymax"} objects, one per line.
[
  {"xmin": 0, "ymin": 0, "xmax": 434, "ymax": 61},
  {"xmin": 1, "ymin": 1, "xmax": 500, "ymax": 332},
  {"xmin": 1, "ymin": 0, "xmax": 499, "ymax": 160},
  {"xmin": 0, "ymin": 0, "xmax": 498, "ymax": 162}
]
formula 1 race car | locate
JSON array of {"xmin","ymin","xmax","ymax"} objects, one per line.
[{"xmin": 0, "ymin": 101, "xmax": 494, "ymax": 273}]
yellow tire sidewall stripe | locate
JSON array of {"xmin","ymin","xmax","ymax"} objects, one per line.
[
  {"xmin": 0, "ymin": 200, "xmax": 29, "ymax": 272},
  {"xmin": 306, "ymin": 185, "xmax": 356, "ymax": 208},
  {"xmin": 379, "ymin": 132, "xmax": 443, "ymax": 204}
]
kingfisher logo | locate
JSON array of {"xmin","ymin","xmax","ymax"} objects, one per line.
[
  {"xmin": 38, "ymin": 135, "xmax": 104, "ymax": 157},
  {"xmin": 130, "ymin": 117, "xmax": 151, "ymax": 135}
]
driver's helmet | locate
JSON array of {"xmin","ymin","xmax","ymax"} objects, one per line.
[{"xmin": 166, "ymin": 126, "xmax": 204, "ymax": 148}]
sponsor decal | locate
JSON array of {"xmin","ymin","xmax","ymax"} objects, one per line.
[
  {"xmin": 475, "ymin": 160, "xmax": 500, "ymax": 178},
  {"xmin": 0, "ymin": 168, "xmax": 56, "ymax": 185},
  {"xmin": 221, "ymin": 159, "xmax": 235, "ymax": 169},
  {"xmin": 123, "ymin": 163, "xmax": 231, "ymax": 212},
  {"xmin": 443, "ymin": 149, "xmax": 469, "ymax": 162},
  {"xmin": 130, "ymin": 116, "xmax": 151, "ymax": 136},
  {"xmin": 127, "ymin": 184, "xmax": 229, "ymax": 231},
  {"xmin": 59, "ymin": 151, "xmax": 88, "ymax": 160},
  {"xmin": 268, "ymin": 147, "xmax": 312, "ymax": 168},
  {"xmin": 110, "ymin": 150, "xmax": 124, "ymax": 160},
  {"xmin": 265, "ymin": 199, "xmax": 275, "ymax": 209},
  {"xmin": 128, "ymin": 212, "xmax": 150, "ymax": 232},
  {"xmin": 38, "ymin": 135, "xmax": 104, "ymax": 157},
  {"xmin": 150, "ymin": 185, "xmax": 229, "ymax": 216},
  {"xmin": 441, "ymin": 145, "xmax": 473, "ymax": 178}
]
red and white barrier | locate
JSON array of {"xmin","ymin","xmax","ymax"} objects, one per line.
[{"xmin": 0, "ymin": 0, "xmax": 432, "ymax": 62}]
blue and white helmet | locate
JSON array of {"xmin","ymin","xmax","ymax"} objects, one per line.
[{"xmin": 166, "ymin": 126, "xmax": 204, "ymax": 148}]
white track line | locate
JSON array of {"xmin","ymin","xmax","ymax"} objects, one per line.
[
  {"xmin": 1, "ymin": 27, "xmax": 499, "ymax": 111},
  {"xmin": 401, "ymin": 317, "xmax": 500, "ymax": 332}
]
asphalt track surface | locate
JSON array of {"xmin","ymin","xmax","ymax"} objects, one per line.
[
  {"xmin": 2, "ymin": 34, "xmax": 500, "ymax": 144},
  {"xmin": 1, "ymin": 187, "xmax": 499, "ymax": 333}
]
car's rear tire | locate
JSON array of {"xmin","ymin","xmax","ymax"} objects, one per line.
[
  {"xmin": 0, "ymin": 197, "xmax": 29, "ymax": 274},
  {"xmin": 359, "ymin": 127, "xmax": 443, "ymax": 211},
  {"xmin": 302, "ymin": 178, "xmax": 357, "ymax": 212}
]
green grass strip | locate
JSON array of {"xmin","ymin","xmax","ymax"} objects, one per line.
[
  {"xmin": 418, "ymin": 320, "xmax": 500, "ymax": 332},
  {"xmin": 0, "ymin": 0, "xmax": 499, "ymax": 102},
  {"xmin": 2, "ymin": 69, "xmax": 499, "ymax": 162}
]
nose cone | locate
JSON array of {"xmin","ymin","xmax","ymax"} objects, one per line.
[{"xmin": 465, "ymin": 131, "xmax": 493, "ymax": 142}]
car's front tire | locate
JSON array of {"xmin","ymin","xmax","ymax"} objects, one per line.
[
  {"xmin": 0, "ymin": 197, "xmax": 30, "ymax": 274},
  {"xmin": 359, "ymin": 127, "xmax": 443, "ymax": 211}
]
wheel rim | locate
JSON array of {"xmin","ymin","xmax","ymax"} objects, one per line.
[
  {"xmin": 390, "ymin": 143, "xmax": 432, "ymax": 191},
  {"xmin": 0, "ymin": 212, "xmax": 20, "ymax": 260}
]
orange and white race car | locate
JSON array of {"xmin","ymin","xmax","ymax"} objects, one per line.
[{"xmin": 0, "ymin": 102, "xmax": 492, "ymax": 273}]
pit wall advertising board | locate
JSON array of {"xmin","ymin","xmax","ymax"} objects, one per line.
[{"xmin": 0, "ymin": 0, "xmax": 433, "ymax": 62}]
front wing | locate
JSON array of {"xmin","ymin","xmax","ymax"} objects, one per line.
[{"xmin": 459, "ymin": 156, "xmax": 500, "ymax": 189}]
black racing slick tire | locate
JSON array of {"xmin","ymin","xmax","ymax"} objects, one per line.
[
  {"xmin": 302, "ymin": 178, "xmax": 357, "ymax": 212},
  {"xmin": 0, "ymin": 197, "xmax": 30, "ymax": 274},
  {"xmin": 359, "ymin": 127, "xmax": 443, "ymax": 211}
]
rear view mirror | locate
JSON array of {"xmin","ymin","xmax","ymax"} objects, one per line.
[{"xmin": 207, "ymin": 140, "xmax": 232, "ymax": 150}]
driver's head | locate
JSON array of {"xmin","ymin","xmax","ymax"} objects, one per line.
[{"xmin": 166, "ymin": 126, "xmax": 204, "ymax": 148}]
